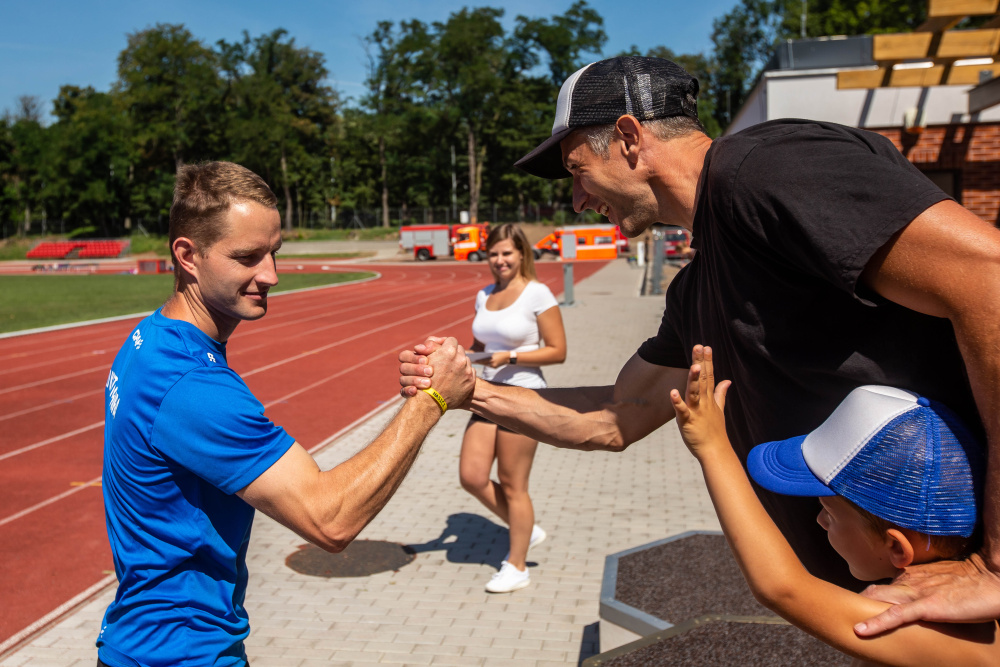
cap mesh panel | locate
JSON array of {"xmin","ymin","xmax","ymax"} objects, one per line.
[
  {"xmin": 568, "ymin": 58, "xmax": 699, "ymax": 127},
  {"xmin": 829, "ymin": 404, "xmax": 983, "ymax": 537}
]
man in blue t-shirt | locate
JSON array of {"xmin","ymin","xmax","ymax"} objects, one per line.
[
  {"xmin": 98, "ymin": 162, "xmax": 474, "ymax": 667},
  {"xmin": 399, "ymin": 57, "xmax": 1000, "ymax": 635}
]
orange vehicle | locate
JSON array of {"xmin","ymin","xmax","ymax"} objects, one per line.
[
  {"xmin": 451, "ymin": 223, "xmax": 490, "ymax": 261},
  {"xmin": 533, "ymin": 225, "xmax": 619, "ymax": 261}
]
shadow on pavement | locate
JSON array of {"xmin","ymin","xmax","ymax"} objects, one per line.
[{"xmin": 407, "ymin": 512, "xmax": 525, "ymax": 570}]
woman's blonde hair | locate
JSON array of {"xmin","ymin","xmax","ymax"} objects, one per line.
[{"xmin": 486, "ymin": 223, "xmax": 537, "ymax": 282}]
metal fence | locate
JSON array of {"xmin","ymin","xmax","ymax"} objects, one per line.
[{"xmin": 332, "ymin": 205, "xmax": 604, "ymax": 229}]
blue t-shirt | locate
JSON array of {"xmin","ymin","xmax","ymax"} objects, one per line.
[{"xmin": 98, "ymin": 309, "xmax": 294, "ymax": 667}]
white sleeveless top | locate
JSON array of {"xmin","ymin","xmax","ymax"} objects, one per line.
[{"xmin": 471, "ymin": 281, "xmax": 559, "ymax": 389}]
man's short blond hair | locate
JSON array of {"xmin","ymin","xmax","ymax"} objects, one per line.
[{"xmin": 169, "ymin": 162, "xmax": 278, "ymax": 279}]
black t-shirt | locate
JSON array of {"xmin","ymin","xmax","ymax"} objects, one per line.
[{"xmin": 638, "ymin": 119, "xmax": 979, "ymax": 588}]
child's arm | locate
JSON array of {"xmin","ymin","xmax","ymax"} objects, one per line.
[{"xmin": 671, "ymin": 346, "xmax": 997, "ymax": 666}]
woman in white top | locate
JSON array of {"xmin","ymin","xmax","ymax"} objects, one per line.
[{"xmin": 463, "ymin": 223, "xmax": 567, "ymax": 593}]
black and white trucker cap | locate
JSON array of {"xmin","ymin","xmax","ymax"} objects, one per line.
[{"xmin": 514, "ymin": 56, "xmax": 700, "ymax": 180}]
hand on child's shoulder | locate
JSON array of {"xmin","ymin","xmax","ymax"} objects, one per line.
[{"xmin": 670, "ymin": 345, "xmax": 732, "ymax": 458}]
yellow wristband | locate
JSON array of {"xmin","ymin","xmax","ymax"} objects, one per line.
[{"xmin": 421, "ymin": 387, "xmax": 448, "ymax": 414}]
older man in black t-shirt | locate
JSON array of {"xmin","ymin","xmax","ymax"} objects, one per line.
[{"xmin": 399, "ymin": 57, "xmax": 1000, "ymax": 634}]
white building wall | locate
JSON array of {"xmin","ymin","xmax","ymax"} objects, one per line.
[
  {"xmin": 725, "ymin": 68, "xmax": 1000, "ymax": 134},
  {"xmin": 727, "ymin": 81, "xmax": 768, "ymax": 134}
]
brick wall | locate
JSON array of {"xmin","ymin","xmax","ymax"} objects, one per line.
[{"xmin": 875, "ymin": 123, "xmax": 1000, "ymax": 225}]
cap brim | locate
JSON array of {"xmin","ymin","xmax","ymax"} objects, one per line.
[
  {"xmin": 514, "ymin": 128, "xmax": 573, "ymax": 179},
  {"xmin": 748, "ymin": 435, "xmax": 835, "ymax": 497}
]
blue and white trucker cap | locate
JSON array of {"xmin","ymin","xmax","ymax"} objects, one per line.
[
  {"xmin": 748, "ymin": 385, "xmax": 984, "ymax": 537},
  {"xmin": 514, "ymin": 56, "xmax": 700, "ymax": 180}
]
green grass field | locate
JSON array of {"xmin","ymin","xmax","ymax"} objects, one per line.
[{"xmin": 1, "ymin": 271, "xmax": 374, "ymax": 334}]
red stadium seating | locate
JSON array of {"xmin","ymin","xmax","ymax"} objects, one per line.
[{"xmin": 28, "ymin": 240, "xmax": 127, "ymax": 259}]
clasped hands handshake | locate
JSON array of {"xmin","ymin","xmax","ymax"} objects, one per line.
[{"xmin": 398, "ymin": 336, "xmax": 476, "ymax": 409}]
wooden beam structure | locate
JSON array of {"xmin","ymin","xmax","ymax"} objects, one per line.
[
  {"xmin": 840, "ymin": 62, "xmax": 1000, "ymax": 89},
  {"xmin": 872, "ymin": 29, "xmax": 1000, "ymax": 61},
  {"xmin": 928, "ymin": 0, "xmax": 998, "ymax": 17},
  {"xmin": 837, "ymin": 0, "xmax": 1000, "ymax": 90}
]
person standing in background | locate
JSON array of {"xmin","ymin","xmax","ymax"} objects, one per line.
[{"xmin": 460, "ymin": 224, "xmax": 566, "ymax": 593}]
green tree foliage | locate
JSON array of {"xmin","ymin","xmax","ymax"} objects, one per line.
[
  {"xmin": 361, "ymin": 20, "xmax": 435, "ymax": 226},
  {"xmin": 219, "ymin": 29, "xmax": 339, "ymax": 231},
  {"xmin": 0, "ymin": 115, "xmax": 15, "ymax": 235},
  {"xmin": 785, "ymin": 0, "xmax": 926, "ymax": 38},
  {"xmin": 48, "ymin": 86, "xmax": 130, "ymax": 235},
  {"xmin": 709, "ymin": 0, "xmax": 783, "ymax": 130},
  {"xmin": 116, "ymin": 24, "xmax": 223, "ymax": 224},
  {"xmin": 513, "ymin": 0, "xmax": 607, "ymax": 86},
  {"xmin": 7, "ymin": 97, "xmax": 49, "ymax": 236}
]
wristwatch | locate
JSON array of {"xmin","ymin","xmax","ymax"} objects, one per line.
[{"xmin": 509, "ymin": 351, "xmax": 517, "ymax": 365}]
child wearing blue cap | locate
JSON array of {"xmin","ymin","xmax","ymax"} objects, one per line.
[{"xmin": 670, "ymin": 345, "xmax": 997, "ymax": 666}]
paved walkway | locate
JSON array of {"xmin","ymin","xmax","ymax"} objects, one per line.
[{"xmin": 1, "ymin": 259, "xmax": 720, "ymax": 667}]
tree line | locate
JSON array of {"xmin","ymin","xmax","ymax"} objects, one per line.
[{"xmin": 0, "ymin": 1, "xmax": 928, "ymax": 239}]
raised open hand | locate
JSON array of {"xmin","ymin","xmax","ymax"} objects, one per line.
[{"xmin": 669, "ymin": 345, "xmax": 732, "ymax": 458}]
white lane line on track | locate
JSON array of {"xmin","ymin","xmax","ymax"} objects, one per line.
[
  {"xmin": 230, "ymin": 264, "xmax": 484, "ymax": 336},
  {"xmin": 235, "ymin": 280, "xmax": 477, "ymax": 357},
  {"xmin": 0, "ymin": 350, "xmax": 112, "ymax": 377},
  {"xmin": 0, "ymin": 389, "xmax": 102, "ymax": 422},
  {"xmin": 0, "ymin": 422, "xmax": 103, "ymax": 463},
  {"xmin": 0, "ymin": 275, "xmax": 438, "ymax": 391},
  {"xmin": 0, "ymin": 274, "xmax": 405, "ymax": 369},
  {"xmin": 0, "ymin": 278, "xmax": 387, "ymax": 365},
  {"xmin": 306, "ymin": 396, "xmax": 404, "ymax": 454},
  {"xmin": 0, "ymin": 472, "xmax": 103, "ymax": 527},
  {"xmin": 0, "ymin": 269, "xmax": 382, "ymax": 347},
  {"xmin": 264, "ymin": 310, "xmax": 477, "ymax": 409},
  {"xmin": 0, "ymin": 274, "xmax": 470, "ymax": 438},
  {"xmin": 231, "ymin": 277, "xmax": 467, "ymax": 342},
  {"xmin": 0, "ymin": 268, "xmax": 408, "ymax": 372},
  {"xmin": 244, "ymin": 291, "xmax": 473, "ymax": 378},
  {"xmin": 0, "ymin": 288, "xmax": 453, "ymax": 412},
  {"xmin": 0, "ymin": 365, "xmax": 109, "ymax": 395},
  {"xmin": 0, "ymin": 328, "xmax": 136, "ymax": 364}
]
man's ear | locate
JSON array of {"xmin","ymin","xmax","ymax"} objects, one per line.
[
  {"xmin": 886, "ymin": 528, "xmax": 916, "ymax": 568},
  {"xmin": 614, "ymin": 115, "xmax": 643, "ymax": 166},
  {"xmin": 172, "ymin": 237, "xmax": 200, "ymax": 280}
]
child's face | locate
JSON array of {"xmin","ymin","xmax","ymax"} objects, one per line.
[{"xmin": 816, "ymin": 496, "xmax": 897, "ymax": 581}]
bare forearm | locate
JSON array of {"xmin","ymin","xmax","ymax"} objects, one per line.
[
  {"xmin": 471, "ymin": 356, "xmax": 682, "ymax": 451},
  {"xmin": 507, "ymin": 345, "xmax": 565, "ymax": 367},
  {"xmin": 316, "ymin": 393, "xmax": 441, "ymax": 547},
  {"xmin": 698, "ymin": 447, "xmax": 807, "ymax": 608},
  {"xmin": 471, "ymin": 380, "xmax": 625, "ymax": 450}
]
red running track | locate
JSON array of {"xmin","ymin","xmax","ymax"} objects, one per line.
[{"xmin": 0, "ymin": 259, "xmax": 605, "ymax": 650}]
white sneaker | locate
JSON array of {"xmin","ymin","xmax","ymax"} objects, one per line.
[
  {"xmin": 528, "ymin": 525, "xmax": 547, "ymax": 551},
  {"xmin": 504, "ymin": 525, "xmax": 548, "ymax": 561},
  {"xmin": 485, "ymin": 561, "xmax": 530, "ymax": 593}
]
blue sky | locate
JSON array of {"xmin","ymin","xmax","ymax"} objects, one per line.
[{"xmin": 2, "ymin": 0, "xmax": 737, "ymax": 119}]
